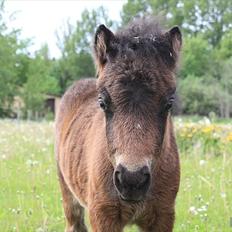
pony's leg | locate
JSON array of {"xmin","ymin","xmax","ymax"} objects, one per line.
[
  {"xmin": 88, "ymin": 204, "xmax": 123, "ymax": 232},
  {"xmin": 138, "ymin": 212, "xmax": 175, "ymax": 232},
  {"xmin": 58, "ymin": 168, "xmax": 87, "ymax": 232}
]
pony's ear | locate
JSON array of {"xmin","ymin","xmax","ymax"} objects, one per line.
[
  {"xmin": 165, "ymin": 26, "xmax": 182, "ymax": 56},
  {"xmin": 94, "ymin": 24, "xmax": 115, "ymax": 69}
]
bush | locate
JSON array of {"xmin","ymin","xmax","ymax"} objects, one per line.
[
  {"xmin": 178, "ymin": 75, "xmax": 218, "ymax": 115},
  {"xmin": 175, "ymin": 117, "xmax": 232, "ymax": 156}
]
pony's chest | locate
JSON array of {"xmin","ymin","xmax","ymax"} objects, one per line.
[{"xmin": 121, "ymin": 202, "xmax": 147, "ymax": 223}]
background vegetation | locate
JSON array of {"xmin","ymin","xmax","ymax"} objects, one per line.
[{"xmin": 0, "ymin": 0, "xmax": 232, "ymax": 119}]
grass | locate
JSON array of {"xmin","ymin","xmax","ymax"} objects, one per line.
[{"xmin": 0, "ymin": 119, "xmax": 231, "ymax": 231}]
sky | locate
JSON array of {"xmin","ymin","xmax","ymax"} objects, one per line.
[{"xmin": 4, "ymin": 0, "xmax": 126, "ymax": 58}]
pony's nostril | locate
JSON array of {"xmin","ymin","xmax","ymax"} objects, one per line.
[
  {"xmin": 114, "ymin": 171, "xmax": 122, "ymax": 185},
  {"xmin": 138, "ymin": 173, "xmax": 150, "ymax": 188}
]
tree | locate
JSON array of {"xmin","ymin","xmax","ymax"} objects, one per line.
[
  {"xmin": 22, "ymin": 44, "xmax": 59, "ymax": 116},
  {"xmin": 180, "ymin": 35, "xmax": 212, "ymax": 78},
  {"xmin": 213, "ymin": 58, "xmax": 232, "ymax": 118},
  {"xmin": 216, "ymin": 30, "xmax": 232, "ymax": 60},
  {"xmin": 120, "ymin": 0, "xmax": 183, "ymax": 27},
  {"xmin": 178, "ymin": 75, "xmax": 218, "ymax": 115},
  {"xmin": 182, "ymin": 0, "xmax": 232, "ymax": 47},
  {"xmin": 0, "ymin": 2, "xmax": 24, "ymax": 116},
  {"xmin": 120, "ymin": 0, "xmax": 149, "ymax": 25},
  {"xmin": 121, "ymin": 0, "xmax": 232, "ymax": 47},
  {"xmin": 56, "ymin": 7, "xmax": 115, "ymax": 94}
]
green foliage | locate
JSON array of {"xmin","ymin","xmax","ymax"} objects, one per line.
[
  {"xmin": 215, "ymin": 58, "xmax": 232, "ymax": 118},
  {"xmin": 120, "ymin": 0, "xmax": 184, "ymax": 27},
  {"xmin": 56, "ymin": 7, "xmax": 115, "ymax": 94},
  {"xmin": 179, "ymin": 56, "xmax": 232, "ymax": 117},
  {"xmin": 181, "ymin": 0, "xmax": 232, "ymax": 47},
  {"xmin": 0, "ymin": 33, "xmax": 18, "ymax": 114},
  {"xmin": 0, "ymin": 4, "xmax": 25, "ymax": 116},
  {"xmin": 121, "ymin": 0, "xmax": 149, "ymax": 25},
  {"xmin": 179, "ymin": 75, "xmax": 218, "ymax": 115},
  {"xmin": 180, "ymin": 35, "xmax": 212, "ymax": 78},
  {"xmin": 216, "ymin": 30, "xmax": 232, "ymax": 60},
  {"xmin": 22, "ymin": 45, "xmax": 59, "ymax": 114},
  {"xmin": 148, "ymin": 0, "xmax": 185, "ymax": 26},
  {"xmin": 121, "ymin": 0, "xmax": 232, "ymax": 47}
]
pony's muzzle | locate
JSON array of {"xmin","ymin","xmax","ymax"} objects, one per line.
[{"xmin": 113, "ymin": 164, "xmax": 151, "ymax": 202}]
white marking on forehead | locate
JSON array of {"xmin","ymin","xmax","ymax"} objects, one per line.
[
  {"xmin": 134, "ymin": 36, "xmax": 140, "ymax": 43},
  {"xmin": 136, "ymin": 123, "xmax": 142, "ymax": 130}
]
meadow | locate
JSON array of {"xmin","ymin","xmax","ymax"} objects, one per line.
[{"xmin": 0, "ymin": 118, "xmax": 231, "ymax": 232}]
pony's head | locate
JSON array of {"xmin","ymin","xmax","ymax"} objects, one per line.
[{"xmin": 94, "ymin": 18, "xmax": 181, "ymax": 202}]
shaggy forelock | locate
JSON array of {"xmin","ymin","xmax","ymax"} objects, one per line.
[
  {"xmin": 117, "ymin": 17, "xmax": 163, "ymax": 39},
  {"xmin": 110, "ymin": 17, "xmax": 175, "ymax": 67}
]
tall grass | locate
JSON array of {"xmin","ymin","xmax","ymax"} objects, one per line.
[{"xmin": 0, "ymin": 119, "xmax": 231, "ymax": 231}]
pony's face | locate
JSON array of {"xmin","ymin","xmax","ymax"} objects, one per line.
[{"xmin": 94, "ymin": 20, "xmax": 182, "ymax": 202}]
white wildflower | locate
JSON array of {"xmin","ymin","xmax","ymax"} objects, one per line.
[
  {"xmin": 189, "ymin": 206, "xmax": 198, "ymax": 215},
  {"xmin": 221, "ymin": 192, "xmax": 226, "ymax": 198},
  {"xmin": 199, "ymin": 160, "xmax": 206, "ymax": 166}
]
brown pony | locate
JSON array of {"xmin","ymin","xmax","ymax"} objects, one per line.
[{"xmin": 55, "ymin": 18, "xmax": 182, "ymax": 232}]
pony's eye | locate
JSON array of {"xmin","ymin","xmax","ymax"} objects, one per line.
[
  {"xmin": 98, "ymin": 97, "xmax": 107, "ymax": 110},
  {"xmin": 166, "ymin": 96, "xmax": 175, "ymax": 111},
  {"xmin": 98, "ymin": 89, "xmax": 111, "ymax": 111}
]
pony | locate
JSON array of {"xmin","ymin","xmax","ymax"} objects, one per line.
[{"xmin": 55, "ymin": 17, "xmax": 182, "ymax": 232}]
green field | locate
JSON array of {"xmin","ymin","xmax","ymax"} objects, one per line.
[{"xmin": 0, "ymin": 119, "xmax": 231, "ymax": 232}]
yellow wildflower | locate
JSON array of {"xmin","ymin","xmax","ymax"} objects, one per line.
[
  {"xmin": 202, "ymin": 125, "xmax": 214, "ymax": 134},
  {"xmin": 225, "ymin": 132, "xmax": 232, "ymax": 142}
]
